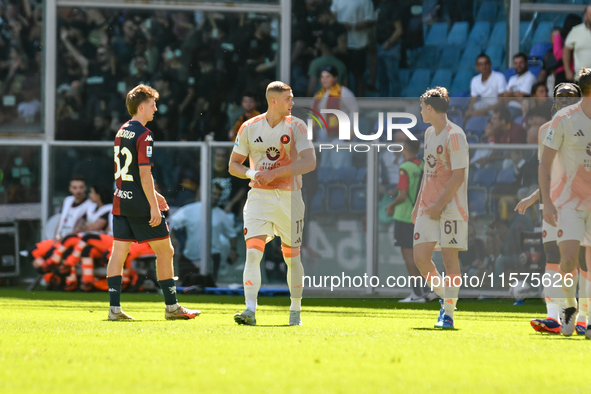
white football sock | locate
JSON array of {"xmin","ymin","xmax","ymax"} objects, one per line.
[
  {"xmin": 243, "ymin": 248, "xmax": 263, "ymax": 312},
  {"xmin": 544, "ymin": 267, "xmax": 561, "ymax": 321},
  {"xmin": 561, "ymin": 268, "xmax": 578, "ymax": 309},
  {"xmin": 283, "ymin": 248, "xmax": 304, "ymax": 312},
  {"xmin": 577, "ymin": 272, "xmax": 588, "ymax": 323},
  {"xmin": 443, "ymin": 274, "xmax": 460, "ymax": 319}
]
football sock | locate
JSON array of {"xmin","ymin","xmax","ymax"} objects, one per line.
[
  {"xmin": 578, "ymin": 271, "xmax": 588, "ymax": 324},
  {"xmin": 560, "ymin": 268, "xmax": 578, "ymax": 309},
  {"xmin": 107, "ymin": 275, "xmax": 122, "ymax": 307},
  {"xmin": 587, "ymin": 277, "xmax": 591, "ymax": 326},
  {"xmin": 158, "ymin": 278, "xmax": 178, "ymax": 306},
  {"xmin": 422, "ymin": 267, "xmax": 445, "ymax": 299},
  {"xmin": 544, "ymin": 265, "xmax": 561, "ymax": 321},
  {"xmin": 282, "ymin": 246, "xmax": 304, "ymax": 312},
  {"xmin": 243, "ymin": 247, "xmax": 263, "ymax": 312},
  {"xmin": 443, "ymin": 274, "xmax": 460, "ymax": 319}
]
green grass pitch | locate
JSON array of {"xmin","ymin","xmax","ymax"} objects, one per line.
[{"xmin": 0, "ymin": 288, "xmax": 588, "ymax": 393}]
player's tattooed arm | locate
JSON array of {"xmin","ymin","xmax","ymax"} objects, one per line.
[{"xmin": 539, "ymin": 146, "xmax": 558, "ymax": 226}]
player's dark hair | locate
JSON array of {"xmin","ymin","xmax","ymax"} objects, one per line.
[
  {"xmin": 530, "ymin": 81, "xmax": 547, "ymax": 96},
  {"xmin": 266, "ymin": 81, "xmax": 292, "ymax": 100},
  {"xmin": 494, "ymin": 106, "xmax": 512, "ymax": 124},
  {"xmin": 553, "ymin": 82, "xmax": 582, "ymax": 97},
  {"xmin": 91, "ymin": 183, "xmax": 113, "ymax": 205},
  {"xmin": 513, "ymin": 52, "xmax": 528, "ymax": 63},
  {"xmin": 420, "ymin": 87, "xmax": 449, "ymax": 113},
  {"xmin": 476, "ymin": 53, "xmax": 491, "ymax": 65},
  {"xmin": 242, "ymin": 91, "xmax": 257, "ymax": 101},
  {"xmin": 578, "ymin": 67, "xmax": 591, "ymax": 95},
  {"xmin": 70, "ymin": 175, "xmax": 85, "ymax": 184},
  {"xmin": 126, "ymin": 84, "xmax": 159, "ymax": 116},
  {"xmin": 405, "ymin": 139, "xmax": 421, "ymax": 154}
]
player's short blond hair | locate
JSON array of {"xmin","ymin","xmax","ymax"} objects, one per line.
[
  {"xmin": 126, "ymin": 84, "xmax": 159, "ymax": 116},
  {"xmin": 420, "ymin": 87, "xmax": 450, "ymax": 113},
  {"xmin": 266, "ymin": 81, "xmax": 292, "ymax": 101}
]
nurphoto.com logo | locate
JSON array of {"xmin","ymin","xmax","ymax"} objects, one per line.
[{"xmin": 303, "ymin": 108, "xmax": 418, "ymax": 152}]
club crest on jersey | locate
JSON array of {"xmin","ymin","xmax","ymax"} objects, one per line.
[
  {"xmin": 280, "ymin": 134, "xmax": 290, "ymax": 144},
  {"xmin": 244, "ymin": 228, "xmax": 248, "ymax": 235},
  {"xmin": 266, "ymin": 147, "xmax": 280, "ymax": 161},
  {"xmin": 558, "ymin": 229, "xmax": 563, "ymax": 237},
  {"xmin": 147, "ymin": 146, "xmax": 152, "ymax": 157},
  {"xmin": 414, "ymin": 233, "xmax": 420, "ymax": 240},
  {"xmin": 437, "ymin": 145, "xmax": 443, "ymax": 154},
  {"xmin": 426, "ymin": 154, "xmax": 437, "ymax": 168},
  {"xmin": 542, "ymin": 230, "xmax": 547, "ymax": 238}
]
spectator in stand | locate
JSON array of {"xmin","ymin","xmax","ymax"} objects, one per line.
[
  {"xmin": 307, "ymin": 30, "xmax": 348, "ymax": 97},
  {"xmin": 312, "ymin": 65, "xmax": 358, "ymax": 167},
  {"xmin": 500, "ymin": 53, "xmax": 537, "ymax": 119},
  {"xmin": 229, "ymin": 92, "xmax": 260, "ymax": 141},
  {"xmin": 563, "ymin": 5, "xmax": 591, "ymax": 81},
  {"xmin": 466, "ymin": 53, "xmax": 507, "ymax": 118},
  {"xmin": 520, "ymin": 82, "xmax": 552, "ymax": 127},
  {"xmin": 490, "ymin": 106, "xmax": 526, "ymax": 144},
  {"xmin": 553, "ymin": 14, "xmax": 581, "ymax": 85},
  {"xmin": 331, "ymin": 0, "xmax": 376, "ymax": 97},
  {"xmin": 313, "ymin": 5, "xmax": 348, "ymax": 64},
  {"xmin": 375, "ymin": 0, "xmax": 403, "ymax": 97}
]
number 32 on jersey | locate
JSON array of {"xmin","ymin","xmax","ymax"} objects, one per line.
[{"xmin": 114, "ymin": 146, "xmax": 133, "ymax": 181}]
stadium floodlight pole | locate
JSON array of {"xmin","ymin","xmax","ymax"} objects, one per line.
[
  {"xmin": 279, "ymin": 0, "xmax": 291, "ymax": 84},
  {"xmin": 42, "ymin": 0, "xmax": 58, "ymax": 237}
]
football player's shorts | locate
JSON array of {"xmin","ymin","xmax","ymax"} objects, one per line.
[
  {"xmin": 113, "ymin": 214, "xmax": 170, "ymax": 243},
  {"xmin": 413, "ymin": 215, "xmax": 468, "ymax": 251},
  {"xmin": 557, "ymin": 207, "xmax": 591, "ymax": 246},
  {"xmin": 243, "ymin": 188, "xmax": 305, "ymax": 247},
  {"xmin": 542, "ymin": 219, "xmax": 558, "ymax": 244}
]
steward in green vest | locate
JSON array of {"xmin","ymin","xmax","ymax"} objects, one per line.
[{"xmin": 385, "ymin": 139, "xmax": 429, "ymax": 302}]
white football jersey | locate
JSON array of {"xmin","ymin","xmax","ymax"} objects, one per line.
[
  {"xmin": 545, "ymin": 102, "xmax": 591, "ymax": 211},
  {"xmin": 418, "ymin": 119, "xmax": 469, "ymax": 221},
  {"xmin": 233, "ymin": 113, "xmax": 314, "ymax": 190}
]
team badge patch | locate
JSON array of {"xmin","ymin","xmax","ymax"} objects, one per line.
[
  {"xmin": 414, "ymin": 233, "xmax": 420, "ymax": 240},
  {"xmin": 437, "ymin": 145, "xmax": 443, "ymax": 154},
  {"xmin": 147, "ymin": 146, "xmax": 152, "ymax": 157},
  {"xmin": 542, "ymin": 230, "xmax": 547, "ymax": 238},
  {"xmin": 266, "ymin": 147, "xmax": 280, "ymax": 161},
  {"xmin": 244, "ymin": 228, "xmax": 248, "ymax": 236},
  {"xmin": 426, "ymin": 154, "xmax": 437, "ymax": 168},
  {"xmin": 280, "ymin": 134, "xmax": 290, "ymax": 144},
  {"xmin": 558, "ymin": 229, "xmax": 563, "ymax": 238}
]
